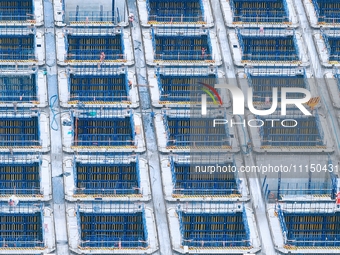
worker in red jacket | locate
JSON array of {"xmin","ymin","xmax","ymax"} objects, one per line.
[{"xmin": 129, "ymin": 13, "xmax": 134, "ymax": 27}]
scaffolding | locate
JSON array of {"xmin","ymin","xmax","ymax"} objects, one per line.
[
  {"xmin": 170, "ymin": 153, "xmax": 240, "ymax": 197},
  {"xmin": 162, "ymin": 109, "xmax": 230, "ymax": 148},
  {"xmin": 0, "ymin": 202, "xmax": 44, "ymax": 248},
  {"xmin": 152, "ymin": 26, "xmax": 213, "ymax": 61},
  {"xmin": 0, "ymin": 72, "xmax": 38, "ymax": 103},
  {"xmin": 63, "ymin": 0, "xmax": 122, "ymax": 25},
  {"xmin": 0, "ymin": 33, "xmax": 35, "ymax": 61},
  {"xmin": 71, "ymin": 108, "xmax": 135, "ymax": 147},
  {"xmin": 277, "ymin": 203, "xmax": 340, "ymax": 247},
  {"xmin": 67, "ymin": 65, "xmax": 130, "ymax": 104},
  {"xmin": 0, "ymin": 114, "xmax": 41, "ymax": 147},
  {"xmin": 146, "ymin": 0, "xmax": 205, "ymax": 24},
  {"xmin": 64, "ymin": 27, "xmax": 125, "ymax": 62},
  {"xmin": 230, "ymin": 0, "xmax": 289, "ymax": 24},
  {"xmin": 322, "ymin": 31, "xmax": 340, "ymax": 62},
  {"xmin": 0, "ymin": 0, "xmax": 35, "ymax": 23},
  {"xmin": 177, "ymin": 203, "xmax": 250, "ymax": 247},
  {"xmin": 257, "ymin": 110, "xmax": 324, "ymax": 147},
  {"xmin": 77, "ymin": 202, "xmax": 148, "ymax": 249},
  {"xmin": 278, "ymin": 181, "xmax": 334, "ymax": 198},
  {"xmin": 0, "ymin": 153, "xmax": 42, "ymax": 197},
  {"xmin": 334, "ymin": 68, "xmax": 340, "ymax": 91},
  {"xmin": 246, "ymin": 67, "xmax": 309, "ymax": 104},
  {"xmin": 263, "ymin": 159, "xmax": 337, "ymax": 200},
  {"xmin": 73, "ymin": 155, "xmax": 141, "ymax": 196},
  {"xmin": 312, "ymin": 0, "xmax": 340, "ymax": 24},
  {"xmin": 237, "ymin": 28, "xmax": 300, "ymax": 63},
  {"xmin": 156, "ymin": 66, "xmax": 218, "ymax": 103}
]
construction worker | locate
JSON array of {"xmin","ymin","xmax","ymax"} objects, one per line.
[
  {"xmin": 98, "ymin": 52, "xmax": 106, "ymax": 68},
  {"xmin": 8, "ymin": 198, "xmax": 14, "ymax": 206},
  {"xmin": 100, "ymin": 52, "xmax": 106, "ymax": 62},
  {"xmin": 259, "ymin": 26, "xmax": 264, "ymax": 34},
  {"xmin": 201, "ymin": 47, "xmax": 206, "ymax": 59},
  {"xmin": 128, "ymin": 13, "xmax": 134, "ymax": 27}
]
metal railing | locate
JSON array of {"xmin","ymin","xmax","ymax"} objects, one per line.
[
  {"xmin": 0, "ymin": 188, "xmax": 42, "ymax": 196},
  {"xmin": 154, "ymin": 53, "xmax": 213, "ymax": 61},
  {"xmin": 68, "ymin": 11, "xmax": 116, "ymax": 24},
  {"xmin": 148, "ymin": 15, "xmax": 204, "ymax": 24}
]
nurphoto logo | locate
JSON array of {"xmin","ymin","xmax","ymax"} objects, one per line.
[{"xmin": 201, "ymin": 81, "xmax": 312, "ymax": 116}]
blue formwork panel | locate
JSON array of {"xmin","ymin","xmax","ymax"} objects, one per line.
[
  {"xmin": 278, "ymin": 211, "xmax": 340, "ymax": 247},
  {"xmin": 147, "ymin": 0, "xmax": 204, "ymax": 23},
  {"xmin": 69, "ymin": 73, "xmax": 129, "ymax": 103},
  {"xmin": 0, "ymin": 74, "xmax": 37, "ymax": 102},
  {"xmin": 178, "ymin": 210, "xmax": 250, "ymax": 247},
  {"xmin": 153, "ymin": 33, "xmax": 213, "ymax": 61},
  {"xmin": 75, "ymin": 161, "xmax": 141, "ymax": 196},
  {"xmin": 258, "ymin": 114, "xmax": 324, "ymax": 147},
  {"xmin": 0, "ymin": 0, "xmax": 33, "ymax": 22},
  {"xmin": 0, "ymin": 162, "xmax": 40, "ymax": 196},
  {"xmin": 74, "ymin": 116, "xmax": 134, "ymax": 147},
  {"xmin": 0, "ymin": 117, "xmax": 40, "ymax": 147},
  {"xmin": 79, "ymin": 211, "xmax": 148, "ymax": 248},
  {"xmin": 0, "ymin": 34, "xmax": 35, "ymax": 61},
  {"xmin": 157, "ymin": 73, "xmax": 218, "ymax": 102},
  {"xmin": 0, "ymin": 212, "xmax": 43, "ymax": 248},
  {"xmin": 247, "ymin": 71, "xmax": 309, "ymax": 104},
  {"xmin": 164, "ymin": 116, "xmax": 230, "ymax": 147},
  {"xmin": 230, "ymin": 0, "xmax": 289, "ymax": 23},
  {"xmin": 238, "ymin": 33, "xmax": 299, "ymax": 62},
  {"xmin": 312, "ymin": 0, "xmax": 340, "ymax": 23},
  {"xmin": 322, "ymin": 34, "xmax": 340, "ymax": 62},
  {"xmin": 170, "ymin": 159, "xmax": 239, "ymax": 196},
  {"xmin": 66, "ymin": 33, "xmax": 124, "ymax": 61}
]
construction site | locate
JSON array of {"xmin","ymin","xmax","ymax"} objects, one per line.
[{"xmin": 0, "ymin": 0, "xmax": 339, "ymax": 255}]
